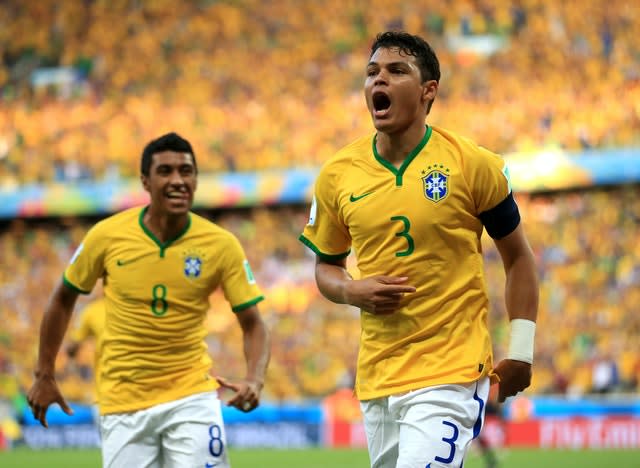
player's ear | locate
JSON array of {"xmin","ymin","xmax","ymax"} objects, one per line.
[
  {"xmin": 141, "ymin": 174, "xmax": 150, "ymax": 193},
  {"xmin": 422, "ymin": 79, "xmax": 438, "ymax": 103}
]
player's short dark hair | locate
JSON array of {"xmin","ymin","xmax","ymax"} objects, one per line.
[
  {"xmin": 140, "ymin": 132, "xmax": 197, "ymax": 176},
  {"xmin": 370, "ymin": 31, "xmax": 441, "ymax": 84}
]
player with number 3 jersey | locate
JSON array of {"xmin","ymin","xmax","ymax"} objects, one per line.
[{"xmin": 300, "ymin": 31, "xmax": 538, "ymax": 468}]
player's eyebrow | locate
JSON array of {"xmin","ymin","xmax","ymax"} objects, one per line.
[{"xmin": 367, "ymin": 60, "xmax": 413, "ymax": 69}]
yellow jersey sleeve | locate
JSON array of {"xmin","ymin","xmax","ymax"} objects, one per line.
[
  {"xmin": 219, "ymin": 233, "xmax": 264, "ymax": 312},
  {"xmin": 64, "ymin": 223, "xmax": 108, "ymax": 294},
  {"xmin": 300, "ymin": 159, "xmax": 351, "ymax": 259},
  {"xmin": 465, "ymin": 144, "xmax": 512, "ymax": 214}
]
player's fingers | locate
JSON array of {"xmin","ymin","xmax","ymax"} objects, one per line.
[
  {"xmin": 378, "ymin": 276, "xmax": 410, "ymax": 284},
  {"xmin": 58, "ymin": 397, "xmax": 74, "ymax": 416},
  {"xmin": 216, "ymin": 376, "xmax": 238, "ymax": 390},
  {"xmin": 376, "ymin": 292, "xmax": 408, "ymax": 301},
  {"xmin": 379, "ymin": 284, "xmax": 416, "ymax": 294},
  {"xmin": 377, "ymin": 277, "xmax": 416, "ymax": 290},
  {"xmin": 374, "ymin": 295, "xmax": 404, "ymax": 305},
  {"xmin": 34, "ymin": 405, "xmax": 48, "ymax": 428}
]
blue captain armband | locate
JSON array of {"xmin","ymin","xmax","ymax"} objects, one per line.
[{"xmin": 478, "ymin": 192, "xmax": 520, "ymax": 239}]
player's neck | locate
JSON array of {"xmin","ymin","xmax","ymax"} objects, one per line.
[
  {"xmin": 375, "ymin": 124, "xmax": 427, "ymax": 167},
  {"xmin": 143, "ymin": 207, "xmax": 189, "ymax": 244}
]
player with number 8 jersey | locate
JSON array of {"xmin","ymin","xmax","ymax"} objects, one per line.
[
  {"xmin": 27, "ymin": 132, "xmax": 270, "ymax": 468},
  {"xmin": 63, "ymin": 205, "xmax": 263, "ymax": 414}
]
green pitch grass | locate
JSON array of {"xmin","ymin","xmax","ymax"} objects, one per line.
[{"xmin": 1, "ymin": 447, "xmax": 639, "ymax": 467}]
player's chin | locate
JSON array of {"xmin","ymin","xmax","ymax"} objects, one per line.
[
  {"xmin": 371, "ymin": 116, "xmax": 394, "ymax": 132},
  {"xmin": 164, "ymin": 199, "xmax": 192, "ymax": 215}
]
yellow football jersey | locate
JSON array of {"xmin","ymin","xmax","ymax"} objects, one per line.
[
  {"xmin": 64, "ymin": 207, "xmax": 264, "ymax": 415},
  {"xmin": 69, "ymin": 297, "xmax": 105, "ymax": 385},
  {"xmin": 300, "ymin": 126, "xmax": 513, "ymax": 400}
]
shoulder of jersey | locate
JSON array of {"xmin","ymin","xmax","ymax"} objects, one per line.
[
  {"xmin": 91, "ymin": 206, "xmax": 141, "ymax": 234},
  {"xmin": 320, "ymin": 133, "xmax": 374, "ymax": 174},
  {"xmin": 188, "ymin": 211, "xmax": 235, "ymax": 238},
  {"xmin": 430, "ymin": 125, "xmax": 488, "ymax": 159}
]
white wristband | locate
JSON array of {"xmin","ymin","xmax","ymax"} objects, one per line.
[{"xmin": 507, "ymin": 319, "xmax": 536, "ymax": 364}]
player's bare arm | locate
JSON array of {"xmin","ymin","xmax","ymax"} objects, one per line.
[
  {"xmin": 27, "ymin": 281, "xmax": 79, "ymax": 427},
  {"xmin": 492, "ymin": 224, "xmax": 539, "ymax": 402},
  {"xmin": 314, "ymin": 257, "xmax": 416, "ymax": 315},
  {"xmin": 217, "ymin": 304, "xmax": 270, "ymax": 412}
]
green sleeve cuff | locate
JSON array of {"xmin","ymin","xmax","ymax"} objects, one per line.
[
  {"xmin": 298, "ymin": 234, "xmax": 350, "ymax": 261},
  {"xmin": 232, "ymin": 295, "xmax": 265, "ymax": 313},
  {"xmin": 62, "ymin": 274, "xmax": 91, "ymax": 295}
]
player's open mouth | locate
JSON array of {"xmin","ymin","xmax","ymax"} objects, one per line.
[
  {"xmin": 372, "ymin": 91, "xmax": 391, "ymax": 117},
  {"xmin": 166, "ymin": 191, "xmax": 189, "ymax": 200}
]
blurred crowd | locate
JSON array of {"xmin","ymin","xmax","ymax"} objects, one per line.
[
  {"xmin": 1, "ymin": 0, "xmax": 640, "ymax": 187},
  {"xmin": 0, "ymin": 185, "xmax": 638, "ymax": 406}
]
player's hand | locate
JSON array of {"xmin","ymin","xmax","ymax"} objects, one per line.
[
  {"xmin": 216, "ymin": 376, "xmax": 262, "ymax": 412},
  {"xmin": 492, "ymin": 359, "xmax": 532, "ymax": 403},
  {"xmin": 345, "ymin": 276, "xmax": 416, "ymax": 315},
  {"xmin": 26, "ymin": 374, "xmax": 73, "ymax": 428}
]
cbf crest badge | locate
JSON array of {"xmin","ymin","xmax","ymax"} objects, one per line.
[
  {"xmin": 182, "ymin": 248, "xmax": 206, "ymax": 279},
  {"xmin": 184, "ymin": 256, "xmax": 202, "ymax": 278},
  {"xmin": 422, "ymin": 165, "xmax": 450, "ymax": 203}
]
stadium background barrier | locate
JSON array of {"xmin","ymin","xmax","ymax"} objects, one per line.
[
  {"xmin": 1, "ymin": 147, "xmax": 639, "ymax": 219},
  {"xmin": 8, "ymin": 395, "xmax": 640, "ymax": 450}
]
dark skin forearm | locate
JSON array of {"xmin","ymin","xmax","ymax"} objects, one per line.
[
  {"xmin": 315, "ymin": 257, "xmax": 352, "ymax": 304},
  {"xmin": 493, "ymin": 224, "xmax": 539, "ymax": 401},
  {"xmin": 498, "ymin": 229, "xmax": 539, "ymax": 323},
  {"xmin": 36, "ymin": 282, "xmax": 79, "ymax": 377},
  {"xmin": 216, "ymin": 305, "xmax": 270, "ymax": 412},
  {"xmin": 28, "ymin": 281, "xmax": 79, "ymax": 426},
  {"xmin": 237, "ymin": 305, "xmax": 270, "ymax": 386}
]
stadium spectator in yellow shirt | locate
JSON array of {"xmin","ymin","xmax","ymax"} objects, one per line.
[
  {"xmin": 300, "ymin": 31, "xmax": 539, "ymax": 468},
  {"xmin": 27, "ymin": 132, "xmax": 271, "ymax": 468}
]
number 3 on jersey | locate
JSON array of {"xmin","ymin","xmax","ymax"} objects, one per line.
[{"xmin": 391, "ymin": 215, "xmax": 414, "ymax": 257}]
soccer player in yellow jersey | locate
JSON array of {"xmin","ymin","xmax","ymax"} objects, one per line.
[
  {"xmin": 300, "ymin": 32, "xmax": 539, "ymax": 468},
  {"xmin": 27, "ymin": 132, "xmax": 271, "ymax": 468},
  {"xmin": 65, "ymin": 296, "xmax": 105, "ymax": 422},
  {"xmin": 66, "ymin": 297, "xmax": 105, "ymax": 384}
]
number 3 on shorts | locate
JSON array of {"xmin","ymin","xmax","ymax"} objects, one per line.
[{"xmin": 434, "ymin": 420, "xmax": 458, "ymax": 464}]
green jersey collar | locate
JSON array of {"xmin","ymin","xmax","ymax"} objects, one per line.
[
  {"xmin": 139, "ymin": 206, "xmax": 191, "ymax": 257},
  {"xmin": 373, "ymin": 125, "xmax": 432, "ymax": 186}
]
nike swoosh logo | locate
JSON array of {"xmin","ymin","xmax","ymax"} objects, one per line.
[
  {"xmin": 116, "ymin": 258, "xmax": 139, "ymax": 266},
  {"xmin": 205, "ymin": 463, "xmax": 219, "ymax": 468},
  {"xmin": 350, "ymin": 191, "xmax": 375, "ymax": 202}
]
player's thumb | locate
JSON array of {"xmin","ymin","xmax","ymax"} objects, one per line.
[
  {"xmin": 497, "ymin": 385, "xmax": 507, "ymax": 403},
  {"xmin": 216, "ymin": 376, "xmax": 232, "ymax": 388}
]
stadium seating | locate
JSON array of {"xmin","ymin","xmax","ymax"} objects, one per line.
[{"xmin": 1, "ymin": 0, "xmax": 639, "ymax": 185}]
